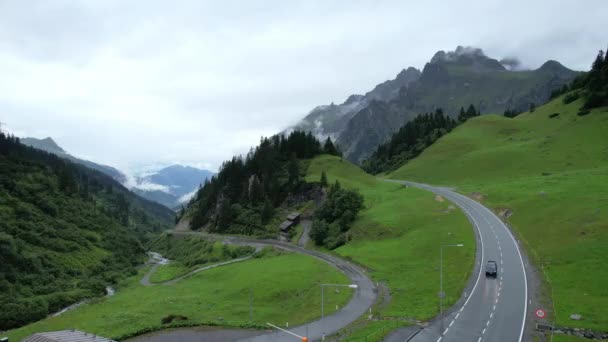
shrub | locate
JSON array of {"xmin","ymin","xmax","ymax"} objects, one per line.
[
  {"xmin": 562, "ymin": 92, "xmax": 580, "ymax": 104},
  {"xmin": 161, "ymin": 314, "xmax": 189, "ymax": 324},
  {"xmin": 578, "ymin": 108, "xmax": 591, "ymax": 116},
  {"xmin": 311, "ymin": 181, "xmax": 364, "ymax": 249},
  {"xmin": 548, "ymin": 113, "xmax": 560, "ymax": 119}
]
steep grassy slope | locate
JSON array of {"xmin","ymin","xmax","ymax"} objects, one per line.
[
  {"xmin": 390, "ymin": 96, "xmax": 608, "ymax": 331},
  {"xmin": 306, "ymin": 155, "xmax": 475, "ymax": 321},
  {"xmin": 5, "ymin": 252, "xmax": 352, "ymax": 341}
]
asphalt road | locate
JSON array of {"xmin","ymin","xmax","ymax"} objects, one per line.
[
  {"xmin": 171, "ymin": 232, "xmax": 377, "ymax": 342},
  {"xmin": 387, "ymin": 181, "xmax": 528, "ymax": 342}
]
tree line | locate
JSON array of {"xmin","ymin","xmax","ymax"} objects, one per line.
[
  {"xmin": 362, "ymin": 107, "xmax": 476, "ymax": 174},
  {"xmin": 550, "ymin": 47, "xmax": 608, "ymax": 111},
  {"xmin": 188, "ymin": 131, "xmax": 340, "ymax": 235},
  {"xmin": 0, "ymin": 132, "xmax": 173, "ymax": 330}
]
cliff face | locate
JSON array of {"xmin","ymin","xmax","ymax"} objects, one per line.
[{"xmin": 290, "ymin": 46, "xmax": 580, "ymax": 164}]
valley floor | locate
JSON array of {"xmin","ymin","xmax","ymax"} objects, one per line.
[{"xmin": 5, "ymin": 251, "xmax": 352, "ymax": 341}]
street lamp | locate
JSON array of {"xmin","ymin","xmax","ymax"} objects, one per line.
[
  {"xmin": 440, "ymin": 243, "xmax": 464, "ymax": 336},
  {"xmin": 321, "ymin": 283, "xmax": 358, "ymax": 319}
]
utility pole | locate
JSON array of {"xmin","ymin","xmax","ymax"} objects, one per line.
[{"xmin": 249, "ymin": 288, "xmax": 253, "ymax": 322}]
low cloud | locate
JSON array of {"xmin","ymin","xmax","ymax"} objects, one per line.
[{"xmin": 0, "ymin": 1, "xmax": 605, "ymax": 172}]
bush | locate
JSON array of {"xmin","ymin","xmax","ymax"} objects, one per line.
[
  {"xmin": 161, "ymin": 314, "xmax": 189, "ymax": 324},
  {"xmin": 562, "ymin": 92, "xmax": 580, "ymax": 104},
  {"xmin": 548, "ymin": 113, "xmax": 560, "ymax": 119},
  {"xmin": 578, "ymin": 108, "xmax": 591, "ymax": 116},
  {"xmin": 311, "ymin": 181, "xmax": 364, "ymax": 249}
]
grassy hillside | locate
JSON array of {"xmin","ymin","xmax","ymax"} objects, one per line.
[
  {"xmin": 147, "ymin": 234, "xmax": 254, "ymax": 283},
  {"xmin": 5, "ymin": 251, "xmax": 353, "ymax": 341},
  {"xmin": 306, "ymin": 155, "xmax": 475, "ymax": 321},
  {"xmin": 390, "ymin": 96, "xmax": 608, "ymax": 331},
  {"xmin": 0, "ymin": 133, "xmax": 174, "ymax": 330}
]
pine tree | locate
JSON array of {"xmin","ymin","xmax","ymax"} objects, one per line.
[
  {"xmin": 466, "ymin": 104, "xmax": 478, "ymax": 118},
  {"xmin": 323, "ymin": 137, "xmax": 338, "ymax": 155},
  {"xmin": 261, "ymin": 198, "xmax": 273, "ymax": 224},
  {"xmin": 287, "ymin": 154, "xmax": 300, "ymax": 188},
  {"xmin": 458, "ymin": 107, "xmax": 466, "ymax": 122},
  {"xmin": 320, "ymin": 171, "xmax": 328, "ymax": 187}
]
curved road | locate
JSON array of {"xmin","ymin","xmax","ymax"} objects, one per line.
[
  {"xmin": 172, "ymin": 232, "xmax": 377, "ymax": 342},
  {"xmin": 140, "ymin": 256, "xmax": 253, "ymax": 286},
  {"xmin": 388, "ymin": 181, "xmax": 528, "ymax": 342}
]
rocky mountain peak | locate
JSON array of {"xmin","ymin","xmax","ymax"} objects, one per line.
[
  {"xmin": 538, "ymin": 60, "xmax": 570, "ymax": 73},
  {"xmin": 396, "ymin": 67, "xmax": 422, "ymax": 80},
  {"xmin": 343, "ymin": 94, "xmax": 365, "ymax": 105},
  {"xmin": 430, "ymin": 46, "xmax": 506, "ymax": 71}
]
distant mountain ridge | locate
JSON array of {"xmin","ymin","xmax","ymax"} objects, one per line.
[
  {"xmin": 21, "ymin": 137, "xmax": 214, "ymax": 209},
  {"xmin": 21, "ymin": 137, "xmax": 127, "ymax": 184},
  {"xmin": 290, "ymin": 46, "xmax": 581, "ymax": 163},
  {"xmin": 133, "ymin": 165, "xmax": 215, "ymax": 209}
]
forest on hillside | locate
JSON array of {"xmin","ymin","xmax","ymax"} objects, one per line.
[
  {"xmin": 361, "ymin": 107, "xmax": 477, "ymax": 174},
  {"xmin": 550, "ymin": 47, "xmax": 608, "ymax": 112},
  {"xmin": 187, "ymin": 130, "xmax": 340, "ymax": 235},
  {"xmin": 0, "ymin": 132, "xmax": 174, "ymax": 330}
]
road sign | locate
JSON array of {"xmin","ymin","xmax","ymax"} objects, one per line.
[{"xmin": 535, "ymin": 309, "xmax": 546, "ymax": 319}]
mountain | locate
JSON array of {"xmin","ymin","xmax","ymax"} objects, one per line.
[
  {"xmin": 21, "ymin": 137, "xmax": 127, "ymax": 184},
  {"xmin": 291, "ymin": 67, "xmax": 421, "ymax": 142},
  {"xmin": 289, "ymin": 46, "xmax": 581, "ymax": 163},
  {"xmin": 0, "ymin": 133, "xmax": 175, "ymax": 330},
  {"xmin": 133, "ymin": 165, "xmax": 215, "ymax": 209}
]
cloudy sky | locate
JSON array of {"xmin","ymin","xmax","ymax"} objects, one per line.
[{"xmin": 1, "ymin": 0, "xmax": 606, "ymax": 174}]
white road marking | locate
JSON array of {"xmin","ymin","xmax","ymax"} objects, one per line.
[
  {"xmin": 449, "ymin": 320, "xmax": 454, "ymax": 327},
  {"xmin": 443, "ymin": 328, "xmax": 449, "ymax": 335},
  {"xmin": 455, "ymin": 313, "xmax": 460, "ymax": 319},
  {"xmin": 493, "ymin": 304, "xmax": 496, "ymax": 311},
  {"xmin": 490, "ymin": 312, "xmax": 494, "ymax": 318},
  {"xmin": 482, "ymin": 328, "xmax": 487, "ymax": 334},
  {"xmin": 486, "ymin": 320, "xmax": 490, "ymax": 326},
  {"xmin": 436, "ymin": 337, "xmax": 442, "ymax": 342},
  {"xmin": 475, "ymin": 198, "xmax": 529, "ymax": 342},
  {"xmin": 477, "ymin": 337, "xmax": 482, "ymax": 342}
]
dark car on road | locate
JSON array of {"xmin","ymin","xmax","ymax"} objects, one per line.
[{"xmin": 485, "ymin": 260, "xmax": 498, "ymax": 277}]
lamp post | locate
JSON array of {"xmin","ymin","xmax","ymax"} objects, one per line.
[{"xmin": 440, "ymin": 243, "xmax": 464, "ymax": 336}]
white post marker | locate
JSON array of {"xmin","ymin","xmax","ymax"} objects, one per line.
[{"xmin": 535, "ymin": 309, "xmax": 546, "ymax": 319}]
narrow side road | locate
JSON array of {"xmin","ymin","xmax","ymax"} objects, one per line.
[
  {"xmin": 385, "ymin": 180, "xmax": 528, "ymax": 342},
  {"xmin": 140, "ymin": 255, "xmax": 253, "ymax": 286},
  {"xmin": 171, "ymin": 232, "xmax": 377, "ymax": 342}
]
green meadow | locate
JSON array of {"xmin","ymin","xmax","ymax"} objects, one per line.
[
  {"xmin": 6, "ymin": 252, "xmax": 352, "ymax": 341},
  {"xmin": 306, "ymin": 155, "xmax": 475, "ymax": 321},
  {"xmin": 390, "ymin": 96, "xmax": 608, "ymax": 330}
]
